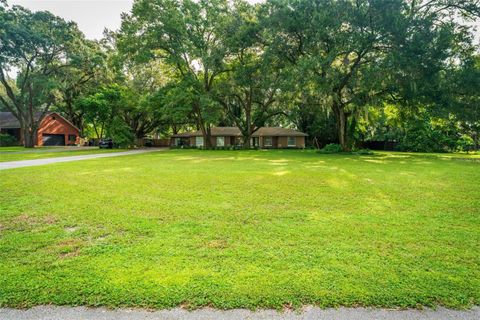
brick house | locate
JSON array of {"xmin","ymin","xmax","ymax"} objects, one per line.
[
  {"xmin": 0, "ymin": 112, "xmax": 80, "ymax": 146},
  {"xmin": 171, "ymin": 127, "xmax": 307, "ymax": 148}
]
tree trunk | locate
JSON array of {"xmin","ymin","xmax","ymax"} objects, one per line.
[
  {"xmin": 338, "ymin": 111, "xmax": 347, "ymax": 150},
  {"xmin": 193, "ymin": 101, "xmax": 212, "ymax": 148},
  {"xmin": 243, "ymin": 103, "xmax": 252, "ymax": 149},
  {"xmin": 243, "ymin": 134, "xmax": 251, "ymax": 149},
  {"xmin": 204, "ymin": 126, "xmax": 212, "ymax": 148},
  {"xmin": 199, "ymin": 124, "xmax": 212, "ymax": 148},
  {"xmin": 474, "ymin": 131, "xmax": 479, "ymax": 151},
  {"xmin": 332, "ymin": 103, "xmax": 349, "ymax": 151},
  {"xmin": 23, "ymin": 126, "xmax": 36, "ymax": 148}
]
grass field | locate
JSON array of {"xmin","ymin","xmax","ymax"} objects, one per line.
[
  {"xmin": 0, "ymin": 150, "xmax": 479, "ymax": 309},
  {"xmin": 0, "ymin": 147, "xmax": 123, "ymax": 162}
]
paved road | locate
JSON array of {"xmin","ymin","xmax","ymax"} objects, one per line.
[
  {"xmin": 0, "ymin": 306, "xmax": 478, "ymax": 320},
  {"xmin": 0, "ymin": 149, "xmax": 166, "ymax": 170}
]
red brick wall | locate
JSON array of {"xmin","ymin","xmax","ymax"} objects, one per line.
[{"xmin": 37, "ymin": 114, "xmax": 80, "ymax": 146}]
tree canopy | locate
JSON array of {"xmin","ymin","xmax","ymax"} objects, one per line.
[{"xmin": 1, "ymin": 0, "xmax": 479, "ymax": 151}]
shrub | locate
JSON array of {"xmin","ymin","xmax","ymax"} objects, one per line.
[
  {"xmin": 456, "ymin": 135, "xmax": 475, "ymax": 153},
  {"xmin": 0, "ymin": 133, "xmax": 19, "ymax": 147},
  {"xmin": 353, "ymin": 148, "xmax": 374, "ymax": 155},
  {"xmin": 319, "ymin": 143, "xmax": 343, "ymax": 154},
  {"xmin": 395, "ymin": 119, "xmax": 457, "ymax": 152}
]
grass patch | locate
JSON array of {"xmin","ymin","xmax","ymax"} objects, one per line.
[
  {"xmin": 0, "ymin": 150, "xmax": 479, "ymax": 309},
  {"xmin": 0, "ymin": 147, "xmax": 125, "ymax": 162}
]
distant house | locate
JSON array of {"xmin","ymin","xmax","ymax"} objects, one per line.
[
  {"xmin": 0, "ymin": 112, "xmax": 80, "ymax": 146},
  {"xmin": 171, "ymin": 127, "xmax": 308, "ymax": 148}
]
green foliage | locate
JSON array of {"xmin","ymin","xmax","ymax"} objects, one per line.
[
  {"xmin": 456, "ymin": 135, "xmax": 475, "ymax": 153},
  {"xmin": 0, "ymin": 3, "xmax": 87, "ymax": 147},
  {"xmin": 119, "ymin": 0, "xmax": 237, "ymax": 145},
  {"xmin": 105, "ymin": 117, "xmax": 135, "ymax": 148},
  {"xmin": 318, "ymin": 143, "xmax": 343, "ymax": 154},
  {"xmin": 263, "ymin": 0, "xmax": 479, "ymax": 149},
  {"xmin": 212, "ymin": 2, "xmax": 287, "ymax": 147},
  {"xmin": 396, "ymin": 116, "xmax": 459, "ymax": 153},
  {"xmin": 78, "ymin": 84, "xmax": 127, "ymax": 139},
  {"xmin": 290, "ymin": 96, "xmax": 338, "ymax": 145},
  {"xmin": 53, "ymin": 39, "xmax": 107, "ymax": 133},
  {"xmin": 3, "ymin": 0, "xmax": 480, "ymax": 152},
  {"xmin": 0, "ymin": 133, "xmax": 18, "ymax": 146}
]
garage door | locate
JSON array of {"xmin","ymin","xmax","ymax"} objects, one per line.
[{"xmin": 42, "ymin": 134, "xmax": 65, "ymax": 146}]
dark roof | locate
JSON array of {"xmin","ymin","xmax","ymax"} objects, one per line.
[
  {"xmin": 0, "ymin": 112, "xmax": 80, "ymax": 132},
  {"xmin": 0, "ymin": 112, "xmax": 21, "ymax": 128},
  {"xmin": 255, "ymin": 127, "xmax": 308, "ymax": 137},
  {"xmin": 172, "ymin": 131, "xmax": 201, "ymax": 138},
  {"xmin": 172, "ymin": 127, "xmax": 308, "ymax": 138}
]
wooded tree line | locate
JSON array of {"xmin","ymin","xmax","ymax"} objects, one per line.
[{"xmin": 1, "ymin": 0, "xmax": 479, "ymax": 151}]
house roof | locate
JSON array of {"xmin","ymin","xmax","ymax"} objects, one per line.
[
  {"xmin": 172, "ymin": 127, "xmax": 308, "ymax": 138},
  {"xmin": 0, "ymin": 112, "xmax": 80, "ymax": 132},
  {"xmin": 255, "ymin": 127, "xmax": 308, "ymax": 137},
  {"xmin": 0, "ymin": 112, "xmax": 21, "ymax": 128}
]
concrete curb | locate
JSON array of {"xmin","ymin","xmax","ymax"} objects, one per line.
[{"xmin": 0, "ymin": 306, "xmax": 478, "ymax": 320}]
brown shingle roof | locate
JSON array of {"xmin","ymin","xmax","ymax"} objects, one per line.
[
  {"xmin": 254, "ymin": 127, "xmax": 308, "ymax": 137},
  {"xmin": 171, "ymin": 127, "xmax": 307, "ymax": 138},
  {"xmin": 0, "ymin": 112, "xmax": 21, "ymax": 128},
  {"xmin": 171, "ymin": 131, "xmax": 196, "ymax": 138},
  {"xmin": 172, "ymin": 127, "xmax": 240, "ymax": 138}
]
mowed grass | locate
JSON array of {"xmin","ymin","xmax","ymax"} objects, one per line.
[
  {"xmin": 0, "ymin": 147, "xmax": 123, "ymax": 162},
  {"xmin": 0, "ymin": 150, "xmax": 479, "ymax": 309}
]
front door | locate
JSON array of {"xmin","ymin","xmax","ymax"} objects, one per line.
[{"xmin": 272, "ymin": 136, "xmax": 278, "ymax": 148}]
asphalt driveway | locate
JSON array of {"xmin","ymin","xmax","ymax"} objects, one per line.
[{"xmin": 0, "ymin": 148, "xmax": 166, "ymax": 170}]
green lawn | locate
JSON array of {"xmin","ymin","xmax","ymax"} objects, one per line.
[
  {"xmin": 0, "ymin": 150, "xmax": 479, "ymax": 309},
  {"xmin": 0, "ymin": 147, "xmax": 124, "ymax": 162}
]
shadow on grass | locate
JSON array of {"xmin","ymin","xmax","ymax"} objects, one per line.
[{"xmin": 167, "ymin": 149, "xmax": 480, "ymax": 166}]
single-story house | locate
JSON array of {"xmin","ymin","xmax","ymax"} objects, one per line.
[
  {"xmin": 171, "ymin": 127, "xmax": 308, "ymax": 148},
  {"xmin": 0, "ymin": 112, "xmax": 80, "ymax": 146}
]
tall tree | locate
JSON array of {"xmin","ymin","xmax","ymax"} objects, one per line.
[
  {"xmin": 120, "ymin": 60, "xmax": 174, "ymax": 139},
  {"xmin": 119, "ymin": 0, "xmax": 237, "ymax": 147},
  {"xmin": 78, "ymin": 84, "xmax": 126, "ymax": 140},
  {"xmin": 0, "ymin": 3, "xmax": 84, "ymax": 147},
  {"xmin": 264, "ymin": 0, "xmax": 479, "ymax": 150},
  {"xmin": 214, "ymin": 2, "xmax": 287, "ymax": 147},
  {"xmin": 441, "ymin": 55, "xmax": 480, "ymax": 150},
  {"xmin": 56, "ymin": 40, "xmax": 106, "ymax": 133}
]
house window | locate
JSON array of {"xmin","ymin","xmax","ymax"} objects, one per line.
[
  {"xmin": 195, "ymin": 136, "xmax": 204, "ymax": 147},
  {"xmin": 264, "ymin": 137, "xmax": 272, "ymax": 147},
  {"xmin": 174, "ymin": 138, "xmax": 180, "ymax": 146},
  {"xmin": 68, "ymin": 134, "xmax": 76, "ymax": 142},
  {"xmin": 288, "ymin": 136, "xmax": 296, "ymax": 147},
  {"xmin": 216, "ymin": 136, "xmax": 225, "ymax": 147}
]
